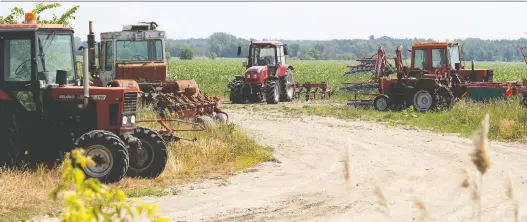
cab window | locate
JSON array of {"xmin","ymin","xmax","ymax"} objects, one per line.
[
  {"xmin": 432, "ymin": 48, "xmax": 446, "ymax": 69},
  {"xmin": 413, "ymin": 49, "xmax": 428, "ymax": 70},
  {"xmin": 3, "ymin": 39, "xmax": 32, "ymax": 81}
]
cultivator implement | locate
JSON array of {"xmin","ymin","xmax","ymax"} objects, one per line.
[
  {"xmin": 151, "ymin": 92, "xmax": 226, "ymax": 120},
  {"xmin": 293, "ymin": 82, "xmax": 332, "ymax": 101},
  {"xmin": 345, "ymin": 58, "xmax": 377, "ymax": 75}
]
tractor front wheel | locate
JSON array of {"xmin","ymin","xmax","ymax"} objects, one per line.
[
  {"xmin": 374, "ymin": 94, "xmax": 391, "ymax": 111},
  {"xmin": 126, "ymin": 127, "xmax": 168, "ymax": 178},
  {"xmin": 437, "ymin": 85, "xmax": 455, "ymax": 111},
  {"xmin": 265, "ymin": 79, "xmax": 280, "ymax": 104},
  {"xmin": 75, "ymin": 130, "xmax": 130, "ymax": 184},
  {"xmin": 228, "ymin": 79, "xmax": 247, "ymax": 104}
]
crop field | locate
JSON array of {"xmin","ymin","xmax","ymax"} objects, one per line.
[{"xmin": 167, "ymin": 59, "xmax": 527, "ymax": 101}]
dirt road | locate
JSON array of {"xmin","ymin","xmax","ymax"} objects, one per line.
[{"xmin": 147, "ymin": 108, "xmax": 527, "ymax": 222}]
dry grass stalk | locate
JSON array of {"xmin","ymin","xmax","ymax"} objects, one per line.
[
  {"xmin": 470, "ymin": 113, "xmax": 491, "ymax": 222},
  {"xmin": 507, "ymin": 173, "xmax": 519, "ymax": 222},
  {"xmin": 373, "ymin": 183, "xmax": 391, "ymax": 219},
  {"xmin": 471, "ymin": 113, "xmax": 491, "ymax": 175},
  {"xmin": 344, "ymin": 146, "xmax": 352, "ymax": 184},
  {"xmin": 413, "ymin": 197, "xmax": 428, "ymax": 221},
  {"xmin": 461, "ymin": 168, "xmax": 471, "ymax": 189}
]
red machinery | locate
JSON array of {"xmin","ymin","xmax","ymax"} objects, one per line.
[
  {"xmin": 228, "ymin": 41, "xmax": 330, "ymax": 104},
  {"xmin": 87, "ymin": 21, "xmax": 228, "ymax": 129}
]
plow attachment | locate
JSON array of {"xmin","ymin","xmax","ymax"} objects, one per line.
[{"xmin": 293, "ymin": 82, "xmax": 332, "ymax": 102}]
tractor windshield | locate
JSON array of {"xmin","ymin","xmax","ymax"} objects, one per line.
[
  {"xmin": 251, "ymin": 45, "xmax": 276, "ymax": 66},
  {"xmin": 37, "ymin": 33, "xmax": 75, "ymax": 84},
  {"xmin": 115, "ymin": 39, "xmax": 163, "ymax": 62}
]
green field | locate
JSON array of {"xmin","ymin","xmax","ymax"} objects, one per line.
[
  {"xmin": 168, "ymin": 59, "xmax": 527, "ymax": 141},
  {"xmin": 166, "ymin": 59, "xmax": 527, "ymax": 100}
]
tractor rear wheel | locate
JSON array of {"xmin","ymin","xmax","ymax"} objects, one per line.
[
  {"xmin": 0, "ymin": 113, "xmax": 20, "ymax": 167},
  {"xmin": 412, "ymin": 89, "xmax": 438, "ymax": 112},
  {"xmin": 126, "ymin": 127, "xmax": 168, "ymax": 178},
  {"xmin": 374, "ymin": 94, "xmax": 391, "ymax": 111},
  {"xmin": 265, "ymin": 79, "xmax": 280, "ymax": 104},
  {"xmin": 75, "ymin": 130, "xmax": 129, "ymax": 183},
  {"xmin": 437, "ymin": 85, "xmax": 455, "ymax": 111},
  {"xmin": 280, "ymin": 70, "xmax": 295, "ymax": 102},
  {"xmin": 229, "ymin": 79, "xmax": 246, "ymax": 104}
]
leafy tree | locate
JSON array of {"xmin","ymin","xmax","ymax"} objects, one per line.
[
  {"xmin": 207, "ymin": 52, "xmax": 217, "ymax": 60},
  {"xmin": 0, "ymin": 3, "xmax": 79, "ymax": 25},
  {"xmin": 179, "ymin": 45, "xmax": 195, "ymax": 60}
]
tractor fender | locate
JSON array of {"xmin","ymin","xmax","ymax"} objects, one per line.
[
  {"xmin": 266, "ymin": 75, "xmax": 280, "ymax": 81},
  {"xmin": 234, "ymin": 75, "xmax": 244, "ymax": 80},
  {"xmin": 288, "ymin": 65, "xmax": 294, "ymax": 71}
]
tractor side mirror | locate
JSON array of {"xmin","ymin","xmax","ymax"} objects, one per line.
[
  {"xmin": 237, "ymin": 46, "xmax": 241, "ymax": 57},
  {"xmin": 455, "ymin": 62, "xmax": 461, "ymax": 70},
  {"xmin": 283, "ymin": 44, "xmax": 289, "ymax": 56},
  {"xmin": 407, "ymin": 49, "xmax": 411, "ymax": 52}
]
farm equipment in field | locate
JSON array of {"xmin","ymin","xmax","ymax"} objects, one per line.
[
  {"xmin": 87, "ymin": 21, "xmax": 228, "ymax": 128},
  {"xmin": 345, "ymin": 41, "xmax": 501, "ymax": 112},
  {"xmin": 228, "ymin": 41, "xmax": 331, "ymax": 104},
  {"xmin": 0, "ymin": 13, "xmax": 180, "ymax": 184}
]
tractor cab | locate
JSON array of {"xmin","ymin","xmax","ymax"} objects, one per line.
[
  {"xmin": 408, "ymin": 42, "xmax": 492, "ymax": 82},
  {"xmin": 238, "ymin": 41, "xmax": 289, "ymax": 76},
  {"xmin": 408, "ymin": 42, "xmax": 462, "ymax": 77},
  {"xmin": 96, "ymin": 22, "xmax": 167, "ymax": 87}
]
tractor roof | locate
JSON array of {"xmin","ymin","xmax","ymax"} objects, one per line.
[
  {"xmin": 0, "ymin": 23, "xmax": 72, "ymax": 31},
  {"xmin": 252, "ymin": 41, "xmax": 284, "ymax": 46},
  {"xmin": 413, "ymin": 41, "xmax": 459, "ymax": 48}
]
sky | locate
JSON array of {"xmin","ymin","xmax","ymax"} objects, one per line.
[{"xmin": 1, "ymin": 2, "xmax": 526, "ymax": 41}]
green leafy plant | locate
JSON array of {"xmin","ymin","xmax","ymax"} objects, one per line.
[
  {"xmin": 0, "ymin": 3, "xmax": 79, "ymax": 25},
  {"xmin": 51, "ymin": 149, "xmax": 171, "ymax": 222}
]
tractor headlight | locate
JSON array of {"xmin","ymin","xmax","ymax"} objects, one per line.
[
  {"xmin": 122, "ymin": 116, "xmax": 128, "ymax": 125},
  {"xmin": 130, "ymin": 115, "xmax": 136, "ymax": 124}
]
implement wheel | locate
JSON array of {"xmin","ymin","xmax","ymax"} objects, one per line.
[{"xmin": 374, "ymin": 94, "xmax": 391, "ymax": 111}]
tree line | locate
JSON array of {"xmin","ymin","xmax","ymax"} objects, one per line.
[{"xmin": 161, "ymin": 33, "xmax": 527, "ymax": 62}]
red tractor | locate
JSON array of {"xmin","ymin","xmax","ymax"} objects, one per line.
[
  {"xmin": 0, "ymin": 13, "xmax": 169, "ymax": 183},
  {"xmin": 228, "ymin": 41, "xmax": 296, "ymax": 104}
]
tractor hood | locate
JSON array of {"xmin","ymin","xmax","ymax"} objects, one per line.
[
  {"xmin": 51, "ymin": 86, "xmax": 139, "ymax": 102},
  {"xmin": 245, "ymin": 66, "xmax": 267, "ymax": 75},
  {"xmin": 116, "ymin": 63, "xmax": 167, "ymax": 82}
]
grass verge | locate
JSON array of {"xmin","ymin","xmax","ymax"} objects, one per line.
[
  {"xmin": 229, "ymin": 98, "xmax": 527, "ymax": 141},
  {"xmin": 0, "ymin": 109, "xmax": 274, "ymax": 221}
]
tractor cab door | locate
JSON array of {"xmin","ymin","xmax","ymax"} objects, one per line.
[
  {"xmin": 99, "ymin": 40, "xmax": 115, "ymax": 86},
  {"xmin": 0, "ymin": 32, "xmax": 40, "ymax": 115}
]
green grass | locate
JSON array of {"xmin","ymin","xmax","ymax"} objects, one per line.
[{"xmin": 168, "ymin": 59, "xmax": 527, "ymax": 140}]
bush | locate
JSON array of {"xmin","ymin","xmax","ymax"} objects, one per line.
[{"xmin": 51, "ymin": 149, "xmax": 170, "ymax": 222}]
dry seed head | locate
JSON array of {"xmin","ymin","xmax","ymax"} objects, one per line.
[
  {"xmin": 507, "ymin": 173, "xmax": 515, "ymax": 200},
  {"xmin": 471, "ymin": 113, "xmax": 491, "ymax": 175},
  {"xmin": 344, "ymin": 146, "xmax": 352, "ymax": 183},
  {"xmin": 461, "ymin": 168, "xmax": 471, "ymax": 189},
  {"xmin": 374, "ymin": 183, "xmax": 388, "ymax": 208},
  {"xmin": 413, "ymin": 197, "xmax": 428, "ymax": 219}
]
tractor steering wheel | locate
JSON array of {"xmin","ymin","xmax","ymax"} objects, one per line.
[
  {"xmin": 13, "ymin": 59, "xmax": 32, "ymax": 80},
  {"xmin": 131, "ymin": 55, "xmax": 148, "ymax": 60}
]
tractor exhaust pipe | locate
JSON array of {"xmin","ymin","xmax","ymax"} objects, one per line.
[
  {"xmin": 80, "ymin": 46, "xmax": 90, "ymax": 109},
  {"xmin": 87, "ymin": 21, "xmax": 96, "ymax": 74}
]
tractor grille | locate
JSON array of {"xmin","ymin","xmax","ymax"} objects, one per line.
[{"xmin": 123, "ymin": 92, "xmax": 138, "ymax": 114}]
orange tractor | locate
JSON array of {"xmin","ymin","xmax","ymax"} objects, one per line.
[
  {"xmin": 346, "ymin": 41, "xmax": 500, "ymax": 112},
  {"xmin": 0, "ymin": 13, "xmax": 174, "ymax": 183},
  {"xmin": 86, "ymin": 21, "xmax": 228, "ymax": 129}
]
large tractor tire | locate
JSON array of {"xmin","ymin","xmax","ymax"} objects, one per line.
[
  {"xmin": 280, "ymin": 69, "xmax": 295, "ymax": 102},
  {"xmin": 75, "ymin": 130, "xmax": 130, "ymax": 184},
  {"xmin": 374, "ymin": 94, "xmax": 391, "ymax": 111},
  {"xmin": 126, "ymin": 127, "xmax": 168, "ymax": 178},
  {"xmin": 228, "ymin": 79, "xmax": 247, "ymax": 104},
  {"xmin": 412, "ymin": 89, "xmax": 439, "ymax": 112},
  {"xmin": 265, "ymin": 78, "xmax": 280, "ymax": 104}
]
